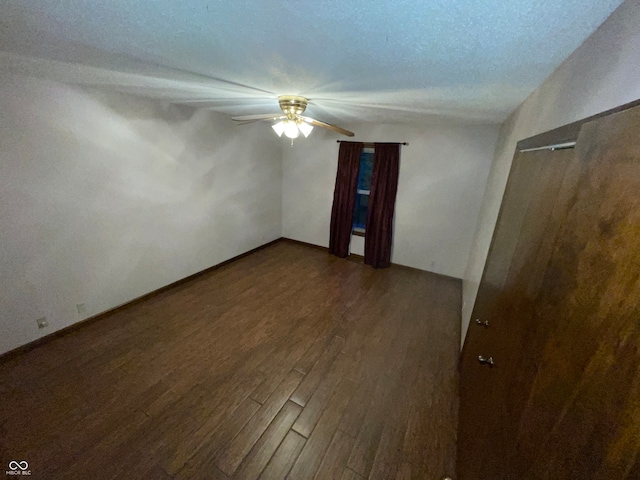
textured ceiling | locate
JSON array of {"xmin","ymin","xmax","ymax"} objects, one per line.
[{"xmin": 0, "ymin": 0, "xmax": 625, "ymax": 125}]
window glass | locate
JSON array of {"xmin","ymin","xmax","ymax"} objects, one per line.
[
  {"xmin": 357, "ymin": 151, "xmax": 374, "ymax": 191},
  {"xmin": 353, "ymin": 149, "xmax": 374, "ymax": 233},
  {"xmin": 353, "ymin": 193, "xmax": 369, "ymax": 230}
]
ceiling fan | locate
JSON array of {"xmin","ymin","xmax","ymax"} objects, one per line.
[{"xmin": 231, "ymin": 95, "xmax": 354, "ymax": 140}]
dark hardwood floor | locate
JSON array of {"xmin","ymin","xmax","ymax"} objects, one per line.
[{"xmin": 0, "ymin": 240, "xmax": 460, "ymax": 479}]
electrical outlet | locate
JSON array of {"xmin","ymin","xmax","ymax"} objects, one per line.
[
  {"xmin": 36, "ymin": 317, "xmax": 49, "ymax": 329},
  {"xmin": 76, "ymin": 303, "xmax": 86, "ymax": 314}
]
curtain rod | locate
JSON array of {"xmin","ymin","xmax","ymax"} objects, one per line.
[{"xmin": 336, "ymin": 140, "xmax": 408, "ymax": 147}]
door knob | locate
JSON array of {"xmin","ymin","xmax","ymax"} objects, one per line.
[
  {"xmin": 475, "ymin": 319, "xmax": 490, "ymax": 327},
  {"xmin": 478, "ymin": 355, "xmax": 495, "ymax": 367}
]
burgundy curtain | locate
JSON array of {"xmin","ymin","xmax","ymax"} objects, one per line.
[
  {"xmin": 365, "ymin": 143, "xmax": 400, "ymax": 268},
  {"xmin": 329, "ymin": 142, "xmax": 363, "ymax": 257}
]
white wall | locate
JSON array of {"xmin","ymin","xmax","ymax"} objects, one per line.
[
  {"xmin": 0, "ymin": 74, "xmax": 282, "ymax": 354},
  {"xmin": 282, "ymin": 122, "xmax": 499, "ymax": 279},
  {"xmin": 462, "ymin": 0, "xmax": 640, "ymax": 346}
]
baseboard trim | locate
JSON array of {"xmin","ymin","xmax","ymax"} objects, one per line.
[
  {"xmin": 2, "ymin": 236, "xmax": 461, "ymax": 361},
  {"xmin": 280, "ymin": 237, "xmax": 365, "ymax": 262},
  {"xmin": 280, "ymin": 237, "xmax": 329, "ymax": 251},
  {"xmin": 281, "ymin": 237, "xmax": 461, "ymax": 281},
  {"xmin": 0, "ymin": 237, "xmax": 284, "ymax": 362}
]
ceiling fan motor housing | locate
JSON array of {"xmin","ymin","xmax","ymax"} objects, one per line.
[{"xmin": 279, "ymin": 95, "xmax": 308, "ymax": 119}]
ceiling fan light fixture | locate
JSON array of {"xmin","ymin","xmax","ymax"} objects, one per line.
[
  {"xmin": 272, "ymin": 121, "xmax": 285, "ymax": 137},
  {"xmin": 283, "ymin": 120, "xmax": 300, "ymax": 139},
  {"xmin": 233, "ymin": 95, "xmax": 354, "ymax": 138},
  {"xmin": 298, "ymin": 121, "xmax": 313, "ymax": 138}
]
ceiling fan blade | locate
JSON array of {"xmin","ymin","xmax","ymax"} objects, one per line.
[
  {"xmin": 235, "ymin": 116, "xmax": 285, "ymax": 126},
  {"xmin": 231, "ymin": 113, "xmax": 283, "ymax": 121},
  {"xmin": 301, "ymin": 116, "xmax": 354, "ymax": 137}
]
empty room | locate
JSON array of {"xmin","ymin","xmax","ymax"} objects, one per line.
[{"xmin": 1, "ymin": 1, "xmax": 639, "ymax": 479}]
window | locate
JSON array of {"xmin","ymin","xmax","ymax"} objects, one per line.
[{"xmin": 352, "ymin": 148, "xmax": 374, "ymax": 236}]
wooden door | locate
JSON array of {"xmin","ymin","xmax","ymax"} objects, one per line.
[
  {"xmin": 516, "ymin": 106, "xmax": 640, "ymax": 479},
  {"xmin": 478, "ymin": 146, "xmax": 580, "ymax": 479},
  {"xmin": 458, "ymin": 147, "xmax": 577, "ymax": 479},
  {"xmin": 459, "ymin": 104, "xmax": 640, "ymax": 479}
]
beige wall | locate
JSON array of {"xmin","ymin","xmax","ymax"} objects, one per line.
[
  {"xmin": 462, "ymin": 0, "xmax": 640, "ymax": 346},
  {"xmin": 282, "ymin": 122, "xmax": 499, "ymax": 279},
  {"xmin": 0, "ymin": 75, "xmax": 282, "ymax": 354}
]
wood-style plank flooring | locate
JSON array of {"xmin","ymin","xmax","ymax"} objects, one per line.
[{"xmin": 0, "ymin": 240, "xmax": 460, "ymax": 479}]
